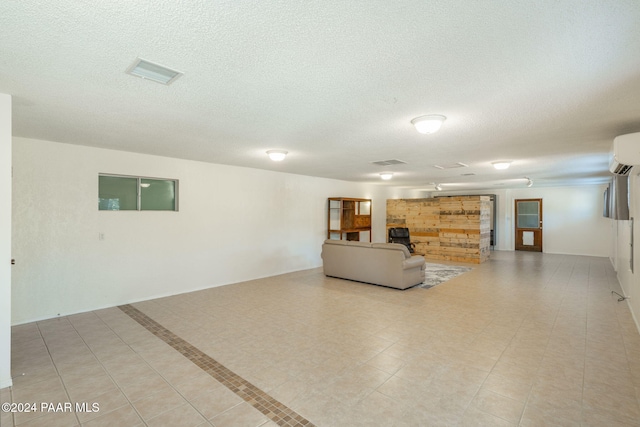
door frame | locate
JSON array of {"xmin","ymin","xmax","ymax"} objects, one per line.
[
  {"xmin": 514, "ymin": 198, "xmax": 543, "ymax": 252},
  {"xmin": 0, "ymin": 94, "xmax": 12, "ymax": 388}
]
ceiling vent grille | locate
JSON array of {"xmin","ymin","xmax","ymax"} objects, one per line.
[
  {"xmin": 433, "ymin": 162, "xmax": 468, "ymax": 169},
  {"xmin": 371, "ymin": 159, "xmax": 407, "ymax": 166},
  {"xmin": 126, "ymin": 58, "xmax": 183, "ymax": 85}
]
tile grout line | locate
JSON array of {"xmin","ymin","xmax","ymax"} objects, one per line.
[
  {"xmin": 65, "ymin": 313, "xmax": 148, "ymax": 425},
  {"xmin": 118, "ymin": 304, "xmax": 315, "ymax": 427},
  {"xmin": 34, "ymin": 320, "xmax": 83, "ymax": 427}
]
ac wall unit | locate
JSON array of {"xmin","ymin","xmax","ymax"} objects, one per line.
[{"xmin": 610, "ymin": 131, "xmax": 640, "ymax": 175}]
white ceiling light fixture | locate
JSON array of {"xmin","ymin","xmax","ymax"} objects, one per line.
[
  {"xmin": 266, "ymin": 150, "xmax": 288, "ymax": 161},
  {"xmin": 525, "ymin": 177, "xmax": 533, "ymax": 187},
  {"xmin": 380, "ymin": 172, "xmax": 393, "ymax": 180},
  {"xmin": 126, "ymin": 57, "xmax": 184, "ymax": 85},
  {"xmin": 492, "ymin": 161, "xmax": 512, "ymax": 170},
  {"xmin": 411, "ymin": 114, "xmax": 446, "ymax": 134},
  {"xmin": 434, "ymin": 183, "xmax": 442, "ymax": 191}
]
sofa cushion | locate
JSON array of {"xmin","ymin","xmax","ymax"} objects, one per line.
[
  {"xmin": 372, "ymin": 242, "xmax": 411, "ymax": 259},
  {"xmin": 347, "ymin": 241, "xmax": 372, "ymax": 248}
]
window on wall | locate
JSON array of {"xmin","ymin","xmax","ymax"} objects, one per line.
[{"xmin": 98, "ymin": 174, "xmax": 178, "ymax": 211}]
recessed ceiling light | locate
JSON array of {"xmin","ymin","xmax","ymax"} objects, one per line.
[
  {"xmin": 266, "ymin": 150, "xmax": 288, "ymax": 161},
  {"xmin": 380, "ymin": 172, "xmax": 394, "ymax": 180},
  {"xmin": 126, "ymin": 58, "xmax": 183, "ymax": 85}
]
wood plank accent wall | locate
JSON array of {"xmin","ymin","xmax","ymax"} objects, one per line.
[{"xmin": 387, "ymin": 196, "xmax": 491, "ymax": 264}]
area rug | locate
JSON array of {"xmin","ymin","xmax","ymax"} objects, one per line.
[{"xmin": 418, "ymin": 263, "xmax": 473, "ymax": 289}]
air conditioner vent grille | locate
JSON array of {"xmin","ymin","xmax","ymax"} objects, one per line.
[{"xmin": 612, "ymin": 163, "xmax": 633, "ymax": 175}]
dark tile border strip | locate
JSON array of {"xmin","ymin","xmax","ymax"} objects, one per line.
[{"xmin": 119, "ymin": 304, "xmax": 314, "ymax": 427}]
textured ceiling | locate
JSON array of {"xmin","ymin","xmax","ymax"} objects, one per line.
[{"xmin": 2, "ymin": 0, "xmax": 640, "ymax": 190}]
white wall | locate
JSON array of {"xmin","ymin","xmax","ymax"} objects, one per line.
[
  {"xmin": 0, "ymin": 95, "xmax": 12, "ymax": 388},
  {"xmin": 11, "ymin": 137, "xmax": 415, "ymax": 324},
  {"xmin": 428, "ymin": 184, "xmax": 611, "ymax": 256}
]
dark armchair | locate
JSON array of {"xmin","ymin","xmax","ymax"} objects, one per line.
[{"xmin": 388, "ymin": 227, "xmax": 415, "ymax": 254}]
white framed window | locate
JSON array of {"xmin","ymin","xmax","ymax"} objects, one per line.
[{"xmin": 98, "ymin": 174, "xmax": 178, "ymax": 211}]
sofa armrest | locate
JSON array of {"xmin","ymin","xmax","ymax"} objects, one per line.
[{"xmin": 402, "ymin": 255, "xmax": 425, "ymax": 270}]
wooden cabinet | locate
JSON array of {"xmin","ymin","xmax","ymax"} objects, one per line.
[{"xmin": 327, "ymin": 198, "xmax": 372, "ymax": 241}]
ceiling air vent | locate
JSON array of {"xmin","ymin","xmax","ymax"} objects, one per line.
[
  {"xmin": 371, "ymin": 159, "xmax": 407, "ymax": 166},
  {"xmin": 126, "ymin": 58, "xmax": 183, "ymax": 85},
  {"xmin": 433, "ymin": 162, "xmax": 468, "ymax": 169}
]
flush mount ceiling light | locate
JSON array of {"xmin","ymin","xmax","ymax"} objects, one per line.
[
  {"xmin": 126, "ymin": 58, "xmax": 183, "ymax": 85},
  {"xmin": 266, "ymin": 150, "xmax": 288, "ymax": 161},
  {"xmin": 380, "ymin": 172, "xmax": 394, "ymax": 180},
  {"xmin": 525, "ymin": 177, "xmax": 533, "ymax": 187},
  {"xmin": 411, "ymin": 114, "xmax": 446, "ymax": 134},
  {"xmin": 434, "ymin": 183, "xmax": 442, "ymax": 191},
  {"xmin": 492, "ymin": 161, "xmax": 512, "ymax": 170}
]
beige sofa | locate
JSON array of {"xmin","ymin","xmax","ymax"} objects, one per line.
[{"xmin": 321, "ymin": 240, "xmax": 426, "ymax": 289}]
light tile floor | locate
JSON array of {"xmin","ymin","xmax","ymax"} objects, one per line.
[{"xmin": 2, "ymin": 251, "xmax": 640, "ymax": 426}]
